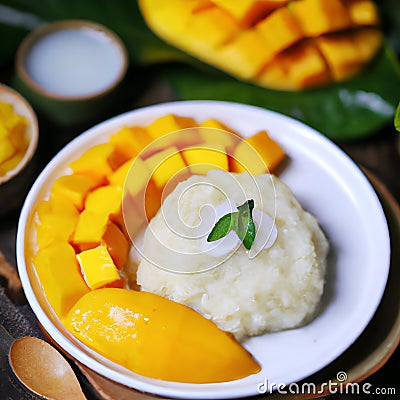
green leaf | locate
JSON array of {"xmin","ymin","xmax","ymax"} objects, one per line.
[
  {"xmin": 395, "ymin": 102, "xmax": 400, "ymax": 132},
  {"xmin": 166, "ymin": 46, "xmax": 400, "ymax": 140},
  {"xmin": 207, "ymin": 212, "xmax": 238, "ymax": 243},
  {"xmin": 237, "ymin": 200, "xmax": 256, "ymax": 250},
  {"xmin": 207, "ymin": 200, "xmax": 256, "ymax": 250}
]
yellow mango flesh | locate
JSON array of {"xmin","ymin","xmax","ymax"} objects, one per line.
[
  {"xmin": 144, "ymin": 146, "xmax": 188, "ymax": 188},
  {"xmin": 0, "ymin": 101, "xmax": 28, "ymax": 176},
  {"xmin": 138, "ymin": 0, "xmax": 382, "ymax": 90},
  {"xmin": 146, "ymin": 114, "xmax": 196, "ymax": 140},
  {"xmin": 211, "ymin": 0, "xmax": 289, "ymax": 26},
  {"xmin": 231, "ymin": 130, "xmax": 285, "ymax": 174},
  {"xmin": 33, "ymin": 243, "xmax": 89, "ymax": 317},
  {"xmin": 219, "ymin": 29, "xmax": 275, "ymax": 79},
  {"xmin": 347, "ymin": 0, "xmax": 379, "ymax": 26},
  {"xmin": 181, "ymin": 144, "xmax": 229, "ymax": 175},
  {"xmin": 102, "ymin": 222, "xmax": 129, "ymax": 269},
  {"xmin": 64, "ymin": 288, "xmax": 261, "ymax": 383},
  {"xmin": 35, "ymin": 195, "xmax": 79, "ymax": 249},
  {"xmin": 51, "ymin": 174, "xmax": 100, "ymax": 211},
  {"xmin": 77, "ymin": 245, "xmax": 120, "ymax": 289},
  {"xmin": 72, "ymin": 210, "xmax": 109, "ymax": 246},
  {"xmin": 256, "ymin": 7, "xmax": 302, "ymax": 55},
  {"xmin": 288, "ymin": 0, "xmax": 352, "ymax": 37},
  {"xmin": 110, "ymin": 126, "xmax": 152, "ymax": 161},
  {"xmin": 70, "ymin": 143, "xmax": 118, "ymax": 182}
]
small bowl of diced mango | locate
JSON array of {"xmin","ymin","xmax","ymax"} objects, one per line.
[{"xmin": 0, "ymin": 83, "xmax": 38, "ymax": 215}]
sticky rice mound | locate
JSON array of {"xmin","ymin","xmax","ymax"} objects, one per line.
[{"xmin": 133, "ymin": 171, "xmax": 328, "ymax": 340}]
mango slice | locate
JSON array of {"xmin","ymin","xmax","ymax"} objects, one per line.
[
  {"xmin": 138, "ymin": 0, "xmax": 382, "ymax": 90},
  {"xmin": 64, "ymin": 288, "xmax": 261, "ymax": 383},
  {"xmin": 33, "ymin": 243, "xmax": 89, "ymax": 317}
]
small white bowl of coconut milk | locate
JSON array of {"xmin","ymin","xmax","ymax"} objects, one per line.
[{"xmin": 15, "ymin": 20, "xmax": 128, "ymax": 125}]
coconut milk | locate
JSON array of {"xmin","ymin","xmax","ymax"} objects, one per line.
[{"xmin": 24, "ymin": 27, "xmax": 125, "ymax": 97}]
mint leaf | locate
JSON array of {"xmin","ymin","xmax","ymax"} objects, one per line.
[
  {"xmin": 207, "ymin": 212, "xmax": 238, "ymax": 242},
  {"xmin": 236, "ymin": 200, "xmax": 256, "ymax": 250},
  {"xmin": 207, "ymin": 200, "xmax": 256, "ymax": 250}
]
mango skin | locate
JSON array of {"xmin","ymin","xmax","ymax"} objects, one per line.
[{"xmin": 65, "ymin": 288, "xmax": 261, "ymax": 383}]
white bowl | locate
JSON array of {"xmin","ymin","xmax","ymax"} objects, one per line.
[{"xmin": 16, "ymin": 101, "xmax": 390, "ymax": 399}]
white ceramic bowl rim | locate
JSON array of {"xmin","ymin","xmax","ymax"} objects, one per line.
[{"xmin": 16, "ymin": 101, "xmax": 391, "ymax": 399}]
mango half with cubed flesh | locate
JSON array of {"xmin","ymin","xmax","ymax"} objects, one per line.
[
  {"xmin": 64, "ymin": 288, "xmax": 261, "ymax": 383},
  {"xmin": 138, "ymin": 0, "xmax": 382, "ymax": 90}
]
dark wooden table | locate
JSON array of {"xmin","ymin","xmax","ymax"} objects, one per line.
[{"xmin": 0, "ymin": 76, "xmax": 399, "ymax": 399}]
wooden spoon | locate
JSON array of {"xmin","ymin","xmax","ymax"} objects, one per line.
[{"xmin": 2, "ymin": 326, "xmax": 86, "ymax": 400}]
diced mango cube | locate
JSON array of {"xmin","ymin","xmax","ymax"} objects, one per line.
[
  {"xmin": 188, "ymin": 6, "xmax": 239, "ymax": 47},
  {"xmin": 219, "ymin": 29, "xmax": 274, "ymax": 79},
  {"xmin": 289, "ymin": 0, "xmax": 352, "ymax": 36},
  {"xmin": 347, "ymin": 0, "xmax": 379, "ymax": 26},
  {"xmin": 103, "ymin": 222, "xmax": 129, "ymax": 269},
  {"xmin": 315, "ymin": 33, "xmax": 363, "ymax": 81},
  {"xmin": 181, "ymin": 145, "xmax": 229, "ymax": 175},
  {"xmin": 146, "ymin": 114, "xmax": 197, "ymax": 140},
  {"xmin": 85, "ymin": 185, "xmax": 123, "ymax": 219},
  {"xmin": 0, "ymin": 139, "xmax": 15, "ymax": 164},
  {"xmin": 70, "ymin": 143, "xmax": 118, "ymax": 182},
  {"xmin": 258, "ymin": 41, "xmax": 330, "ymax": 90},
  {"xmin": 210, "ymin": 0, "xmax": 289, "ymax": 26},
  {"xmin": 51, "ymin": 174, "xmax": 100, "ymax": 211},
  {"xmin": 77, "ymin": 244, "xmax": 120, "ymax": 289},
  {"xmin": 72, "ymin": 210, "xmax": 109, "ymax": 245},
  {"xmin": 0, "ymin": 151, "xmax": 24, "ymax": 176},
  {"xmin": 144, "ymin": 146, "xmax": 188, "ymax": 188},
  {"xmin": 110, "ymin": 126, "xmax": 152, "ymax": 161},
  {"xmin": 109, "ymin": 158, "xmax": 152, "ymax": 192},
  {"xmin": 256, "ymin": 7, "xmax": 302, "ymax": 55},
  {"xmin": 352, "ymin": 28, "xmax": 382, "ymax": 62},
  {"xmin": 231, "ymin": 130, "xmax": 285, "ymax": 174},
  {"xmin": 0, "ymin": 102, "xmax": 14, "ymax": 120},
  {"xmin": 35, "ymin": 197, "xmax": 79, "ymax": 249},
  {"xmin": 7, "ymin": 117, "xmax": 28, "ymax": 152},
  {"xmin": 33, "ymin": 243, "xmax": 89, "ymax": 317},
  {"xmin": 199, "ymin": 119, "xmax": 239, "ymax": 149}
]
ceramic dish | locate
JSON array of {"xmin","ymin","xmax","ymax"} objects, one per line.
[
  {"xmin": 16, "ymin": 101, "xmax": 391, "ymax": 399},
  {"xmin": 0, "ymin": 83, "xmax": 38, "ymax": 216},
  {"xmin": 0, "ymin": 83, "xmax": 38, "ymax": 185}
]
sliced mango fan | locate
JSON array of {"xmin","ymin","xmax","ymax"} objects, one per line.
[{"xmin": 139, "ymin": 0, "xmax": 383, "ymax": 91}]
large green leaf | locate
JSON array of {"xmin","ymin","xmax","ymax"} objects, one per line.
[{"xmin": 167, "ymin": 46, "xmax": 400, "ymax": 140}]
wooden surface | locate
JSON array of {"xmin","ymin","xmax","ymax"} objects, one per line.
[{"xmin": 0, "ymin": 78, "xmax": 399, "ymax": 399}]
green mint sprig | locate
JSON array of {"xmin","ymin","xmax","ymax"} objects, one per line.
[{"xmin": 207, "ymin": 199, "xmax": 256, "ymax": 250}]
